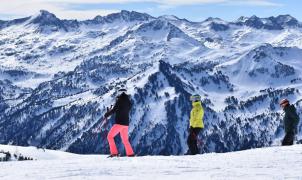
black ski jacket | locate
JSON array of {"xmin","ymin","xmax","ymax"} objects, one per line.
[
  {"xmin": 283, "ymin": 104, "xmax": 300, "ymax": 134},
  {"xmin": 105, "ymin": 93, "xmax": 132, "ymax": 126}
]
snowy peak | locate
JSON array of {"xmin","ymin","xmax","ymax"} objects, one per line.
[
  {"xmin": 158, "ymin": 15, "xmax": 191, "ymax": 23},
  {"xmin": 135, "ymin": 19, "xmax": 200, "ymax": 42},
  {"xmin": 136, "ymin": 19, "xmax": 173, "ymax": 32},
  {"xmin": 236, "ymin": 15, "xmax": 267, "ymax": 29},
  {"xmin": 120, "ymin": 10, "xmax": 153, "ymax": 21},
  {"xmin": 101, "ymin": 10, "xmax": 154, "ymax": 23},
  {"xmin": 235, "ymin": 14, "xmax": 300, "ymax": 30},
  {"xmin": 236, "ymin": 16, "xmax": 249, "ymax": 22},
  {"xmin": 273, "ymin": 14, "xmax": 299, "ymax": 26},
  {"xmin": 83, "ymin": 10, "xmax": 153, "ymax": 25},
  {"xmin": 204, "ymin": 17, "xmax": 226, "ymax": 23},
  {"xmin": 159, "ymin": 15, "xmax": 181, "ymax": 21},
  {"xmin": 27, "ymin": 10, "xmax": 79, "ymax": 32},
  {"xmin": 91, "ymin": 15, "xmax": 103, "ymax": 23},
  {"xmin": 202, "ymin": 17, "xmax": 230, "ymax": 31},
  {"xmin": 30, "ymin": 10, "xmax": 60, "ymax": 25},
  {"xmin": 135, "ymin": 19, "xmax": 187, "ymax": 41}
]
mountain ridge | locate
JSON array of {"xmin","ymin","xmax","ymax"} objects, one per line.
[
  {"xmin": 1, "ymin": 10, "xmax": 301, "ymax": 30},
  {"xmin": 0, "ymin": 10, "xmax": 301, "ymax": 155}
]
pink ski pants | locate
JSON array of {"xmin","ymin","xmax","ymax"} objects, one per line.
[{"xmin": 107, "ymin": 124, "xmax": 134, "ymax": 156}]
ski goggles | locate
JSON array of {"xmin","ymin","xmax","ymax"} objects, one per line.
[
  {"xmin": 190, "ymin": 95, "xmax": 201, "ymax": 102},
  {"xmin": 117, "ymin": 88, "xmax": 127, "ymax": 96}
]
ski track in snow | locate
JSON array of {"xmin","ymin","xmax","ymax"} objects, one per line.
[{"xmin": 0, "ymin": 144, "xmax": 302, "ymax": 180}]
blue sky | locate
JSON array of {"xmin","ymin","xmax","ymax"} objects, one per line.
[{"xmin": 0, "ymin": 0, "xmax": 301, "ymax": 22}]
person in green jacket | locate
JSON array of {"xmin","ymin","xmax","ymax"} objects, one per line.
[
  {"xmin": 187, "ymin": 94, "xmax": 204, "ymax": 155},
  {"xmin": 280, "ymin": 99, "xmax": 300, "ymax": 146}
]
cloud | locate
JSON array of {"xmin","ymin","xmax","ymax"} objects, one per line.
[
  {"xmin": 57, "ymin": 0, "xmax": 282, "ymax": 6},
  {"xmin": 222, "ymin": 0, "xmax": 283, "ymax": 7},
  {"xmin": 0, "ymin": 0, "xmax": 284, "ymax": 20},
  {"xmin": 0, "ymin": 0, "xmax": 119, "ymax": 20},
  {"xmin": 43, "ymin": 0, "xmax": 225, "ymax": 4}
]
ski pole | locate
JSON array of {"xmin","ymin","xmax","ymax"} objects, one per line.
[
  {"xmin": 92, "ymin": 117, "xmax": 108, "ymax": 133},
  {"xmin": 92, "ymin": 105, "xmax": 113, "ymax": 133}
]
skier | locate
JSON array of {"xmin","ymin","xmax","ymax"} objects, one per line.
[
  {"xmin": 104, "ymin": 88, "xmax": 135, "ymax": 157},
  {"xmin": 187, "ymin": 94, "xmax": 204, "ymax": 155},
  {"xmin": 280, "ymin": 99, "xmax": 300, "ymax": 146}
]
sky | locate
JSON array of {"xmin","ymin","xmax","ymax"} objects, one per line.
[{"xmin": 0, "ymin": 0, "xmax": 301, "ymax": 22}]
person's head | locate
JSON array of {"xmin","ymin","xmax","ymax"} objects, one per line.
[
  {"xmin": 117, "ymin": 88, "xmax": 127, "ymax": 97},
  {"xmin": 280, "ymin": 99, "xmax": 290, "ymax": 109},
  {"xmin": 190, "ymin": 94, "xmax": 201, "ymax": 102}
]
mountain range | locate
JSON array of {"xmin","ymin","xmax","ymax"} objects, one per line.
[{"xmin": 0, "ymin": 10, "xmax": 301, "ymax": 155}]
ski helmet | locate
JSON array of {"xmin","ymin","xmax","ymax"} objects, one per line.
[
  {"xmin": 116, "ymin": 85, "xmax": 127, "ymax": 96},
  {"xmin": 190, "ymin": 94, "xmax": 201, "ymax": 102},
  {"xmin": 279, "ymin": 99, "xmax": 289, "ymax": 106}
]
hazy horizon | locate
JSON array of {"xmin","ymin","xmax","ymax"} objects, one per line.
[{"xmin": 0, "ymin": 0, "xmax": 301, "ymax": 22}]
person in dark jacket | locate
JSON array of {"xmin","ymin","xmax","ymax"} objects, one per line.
[
  {"xmin": 280, "ymin": 99, "xmax": 300, "ymax": 146},
  {"xmin": 104, "ymin": 88, "xmax": 134, "ymax": 157}
]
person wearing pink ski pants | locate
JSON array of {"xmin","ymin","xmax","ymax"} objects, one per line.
[
  {"xmin": 105, "ymin": 89, "xmax": 134, "ymax": 156},
  {"xmin": 107, "ymin": 124, "xmax": 134, "ymax": 156}
]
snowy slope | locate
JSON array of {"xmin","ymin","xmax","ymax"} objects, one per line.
[
  {"xmin": 1, "ymin": 144, "xmax": 302, "ymax": 179},
  {"xmin": 0, "ymin": 144, "xmax": 77, "ymax": 160}
]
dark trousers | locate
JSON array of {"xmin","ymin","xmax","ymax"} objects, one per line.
[
  {"xmin": 282, "ymin": 132, "xmax": 295, "ymax": 146},
  {"xmin": 187, "ymin": 127, "xmax": 202, "ymax": 155}
]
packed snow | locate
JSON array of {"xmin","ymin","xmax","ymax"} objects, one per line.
[
  {"xmin": 1, "ymin": 10, "xmax": 302, "ymax": 164},
  {"xmin": 0, "ymin": 144, "xmax": 302, "ymax": 179}
]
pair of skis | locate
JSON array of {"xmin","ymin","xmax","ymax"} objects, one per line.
[{"xmin": 107, "ymin": 154, "xmax": 136, "ymax": 158}]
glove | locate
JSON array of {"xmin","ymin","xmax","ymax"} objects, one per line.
[{"xmin": 104, "ymin": 112, "xmax": 109, "ymax": 118}]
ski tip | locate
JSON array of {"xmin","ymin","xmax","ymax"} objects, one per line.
[{"xmin": 107, "ymin": 154, "xmax": 121, "ymax": 158}]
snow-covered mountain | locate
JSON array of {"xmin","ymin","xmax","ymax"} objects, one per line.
[
  {"xmin": 1, "ymin": 144, "xmax": 302, "ymax": 179},
  {"xmin": 0, "ymin": 10, "xmax": 301, "ymax": 156}
]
